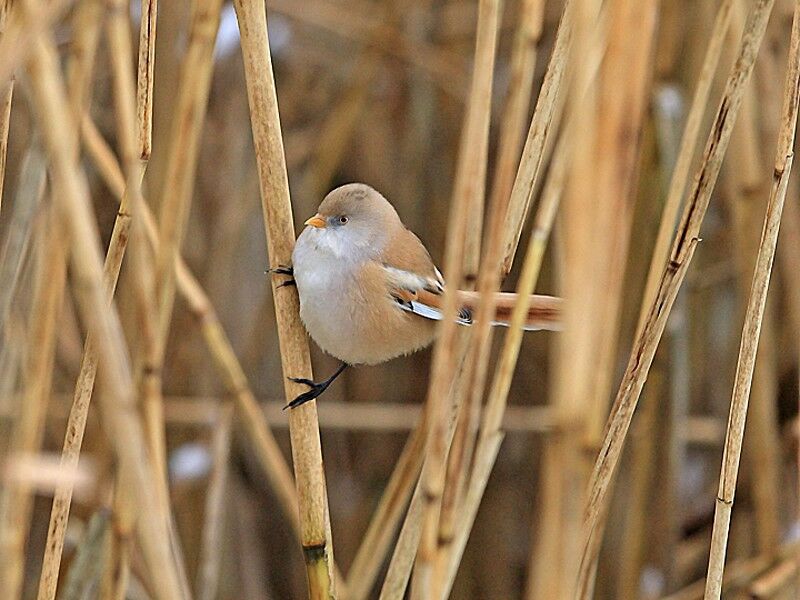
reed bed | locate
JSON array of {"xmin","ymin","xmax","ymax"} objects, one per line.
[{"xmin": 3, "ymin": 0, "xmax": 800, "ymax": 599}]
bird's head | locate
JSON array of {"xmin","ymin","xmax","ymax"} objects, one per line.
[{"xmin": 301, "ymin": 183, "xmax": 401, "ymax": 259}]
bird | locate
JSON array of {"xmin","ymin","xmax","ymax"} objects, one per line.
[{"xmin": 273, "ymin": 183, "xmax": 561, "ymax": 409}]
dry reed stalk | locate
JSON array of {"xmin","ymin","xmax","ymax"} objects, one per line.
[
  {"xmin": 345, "ymin": 410, "xmax": 428, "ymax": 600},
  {"xmin": 26, "ymin": 26, "xmax": 184, "ymax": 600},
  {"xmin": 0, "ymin": 205, "xmax": 66, "ymax": 600},
  {"xmin": 196, "ymin": 403, "xmax": 233, "ymax": 600},
  {"xmin": 436, "ymin": 3, "xmax": 548, "ymax": 557},
  {"xmin": 500, "ymin": 0, "xmax": 572, "ymax": 273},
  {"xmin": 0, "ymin": 0, "xmax": 70, "ymax": 85},
  {"xmin": 0, "ymin": 144, "xmax": 45, "ymax": 330},
  {"xmin": 434, "ymin": 0, "xmax": 504, "ymax": 580},
  {"xmin": 381, "ymin": 371, "xmax": 469, "ymax": 600},
  {"xmin": 574, "ymin": 0, "xmax": 657, "ymax": 594},
  {"xmin": 152, "ymin": 0, "xmax": 223, "ymax": 494},
  {"xmin": 665, "ymin": 539, "xmax": 800, "ymax": 600},
  {"xmin": 530, "ymin": 0, "xmax": 604, "ymax": 595},
  {"xmin": 487, "ymin": 0, "xmax": 545, "ymax": 217},
  {"xmin": 634, "ymin": 0, "xmax": 735, "ymax": 338},
  {"xmin": 413, "ymin": 1, "xmax": 498, "ymax": 597},
  {"xmin": 703, "ymin": 0, "xmax": 800, "ymax": 593},
  {"xmin": 233, "ymin": 0, "xmax": 338, "ymax": 595},
  {"xmin": 0, "ymin": 0, "xmax": 11, "ymax": 212},
  {"xmin": 136, "ymin": 0, "xmax": 156, "ymax": 160},
  {"xmin": 61, "ymin": 510, "xmax": 111, "ymax": 600},
  {"xmin": 36, "ymin": 1, "xmax": 160, "ymax": 594},
  {"xmin": 65, "ymin": 0, "xmax": 102, "ymax": 125},
  {"xmin": 581, "ymin": 0, "xmax": 776, "ymax": 575},
  {"xmin": 3, "ymin": 393, "xmax": 729, "ymax": 441},
  {"xmin": 0, "ymin": 80, "xmax": 10, "ymax": 214},
  {"xmin": 80, "ymin": 113, "xmax": 306, "ymax": 548},
  {"xmin": 724, "ymin": 18, "xmax": 782, "ymax": 554}
]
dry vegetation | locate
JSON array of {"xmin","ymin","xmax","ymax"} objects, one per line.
[{"xmin": 2, "ymin": 0, "xmax": 800, "ymax": 598}]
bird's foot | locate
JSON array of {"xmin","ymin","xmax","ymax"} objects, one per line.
[
  {"xmin": 285, "ymin": 363, "xmax": 349, "ymax": 410},
  {"xmin": 268, "ymin": 264, "xmax": 295, "ymax": 288},
  {"xmin": 268, "ymin": 264, "xmax": 294, "ymax": 276},
  {"xmin": 285, "ymin": 377, "xmax": 329, "ymax": 409}
]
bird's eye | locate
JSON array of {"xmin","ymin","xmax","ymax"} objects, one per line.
[{"xmin": 338, "ymin": 215, "xmax": 348, "ymax": 225}]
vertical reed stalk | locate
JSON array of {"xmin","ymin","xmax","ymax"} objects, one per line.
[
  {"xmin": 152, "ymin": 0, "xmax": 223, "ymax": 493},
  {"xmin": 0, "ymin": 0, "xmax": 13, "ymax": 212},
  {"xmin": 435, "ymin": 0, "xmax": 502, "ymax": 577},
  {"xmin": 575, "ymin": 0, "xmax": 658, "ymax": 594},
  {"xmin": 233, "ymin": 0, "xmax": 338, "ymax": 595},
  {"xmin": 703, "ymin": 1, "xmax": 800, "ymax": 595},
  {"xmin": 196, "ymin": 403, "xmax": 233, "ymax": 600},
  {"xmin": 136, "ymin": 0, "xmax": 156, "ymax": 160}
]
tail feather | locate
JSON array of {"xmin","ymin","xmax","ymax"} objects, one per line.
[{"xmin": 405, "ymin": 289, "xmax": 562, "ymax": 331}]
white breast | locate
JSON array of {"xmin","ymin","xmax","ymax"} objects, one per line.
[{"xmin": 292, "ymin": 228, "xmax": 364, "ymax": 363}]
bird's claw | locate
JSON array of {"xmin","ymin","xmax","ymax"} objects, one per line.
[
  {"xmin": 268, "ymin": 264, "xmax": 295, "ymax": 289},
  {"xmin": 285, "ymin": 377, "xmax": 326, "ymax": 409},
  {"xmin": 268, "ymin": 264, "xmax": 294, "ymax": 276}
]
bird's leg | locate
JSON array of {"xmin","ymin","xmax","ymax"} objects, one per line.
[
  {"xmin": 286, "ymin": 362, "xmax": 349, "ymax": 409},
  {"xmin": 267, "ymin": 264, "xmax": 295, "ymax": 288}
]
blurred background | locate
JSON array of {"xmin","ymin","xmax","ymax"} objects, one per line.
[{"xmin": 2, "ymin": 0, "xmax": 800, "ymax": 598}]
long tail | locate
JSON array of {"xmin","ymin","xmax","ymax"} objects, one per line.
[{"xmin": 406, "ymin": 289, "xmax": 562, "ymax": 331}]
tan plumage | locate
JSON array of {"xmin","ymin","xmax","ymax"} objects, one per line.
[{"xmin": 290, "ymin": 183, "xmax": 561, "ymax": 369}]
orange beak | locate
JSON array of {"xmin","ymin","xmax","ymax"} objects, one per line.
[{"xmin": 304, "ymin": 214, "xmax": 327, "ymax": 229}]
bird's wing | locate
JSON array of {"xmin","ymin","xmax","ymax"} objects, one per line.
[
  {"xmin": 378, "ymin": 228, "xmax": 469, "ymax": 322},
  {"xmin": 378, "ymin": 228, "xmax": 562, "ymax": 331}
]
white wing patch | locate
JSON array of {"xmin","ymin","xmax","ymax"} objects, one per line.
[
  {"xmin": 397, "ymin": 300, "xmax": 474, "ymax": 327},
  {"xmin": 383, "ymin": 265, "xmax": 444, "ymax": 294}
]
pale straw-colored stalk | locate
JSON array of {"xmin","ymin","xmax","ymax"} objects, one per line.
[
  {"xmin": 233, "ymin": 0, "xmax": 338, "ymax": 594},
  {"xmin": 26, "ymin": 24, "xmax": 185, "ymax": 600},
  {"xmin": 703, "ymin": 0, "xmax": 800, "ymax": 595},
  {"xmin": 581, "ymin": 0, "xmax": 776, "ymax": 579}
]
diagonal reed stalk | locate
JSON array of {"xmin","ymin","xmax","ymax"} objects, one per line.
[
  {"xmin": 703, "ymin": 1, "xmax": 800, "ymax": 596},
  {"xmin": 413, "ymin": 1, "xmax": 498, "ymax": 598},
  {"xmin": 501, "ymin": 0, "xmax": 572, "ymax": 273},
  {"xmin": 634, "ymin": 0, "xmax": 734, "ymax": 341},
  {"xmin": 580, "ymin": 0, "xmax": 776, "ymax": 580},
  {"xmin": 0, "ymin": 203, "xmax": 67, "ymax": 600},
  {"xmin": 152, "ymin": 0, "xmax": 223, "ymax": 494},
  {"xmin": 346, "ymin": 5, "xmax": 553, "ymax": 597},
  {"xmin": 36, "ymin": 0, "xmax": 190, "ymax": 594},
  {"xmin": 25, "ymin": 21, "xmax": 184, "ymax": 600},
  {"xmin": 233, "ymin": 0, "xmax": 338, "ymax": 595},
  {"xmin": 79, "ymin": 112, "xmax": 307, "ymax": 553}
]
